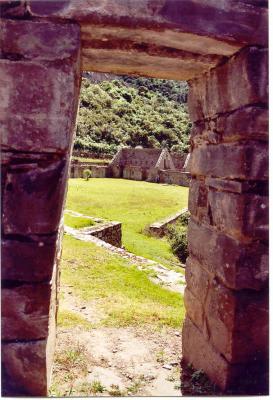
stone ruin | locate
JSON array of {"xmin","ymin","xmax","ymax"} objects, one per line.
[
  {"xmin": 1, "ymin": 0, "xmax": 268, "ymax": 396},
  {"xmin": 70, "ymin": 147, "xmax": 190, "ymax": 186},
  {"xmin": 110, "ymin": 147, "xmax": 190, "ymax": 185},
  {"xmin": 71, "ymin": 147, "xmax": 190, "ymax": 186}
]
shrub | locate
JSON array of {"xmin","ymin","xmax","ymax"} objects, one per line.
[
  {"xmin": 178, "ymin": 210, "xmax": 190, "ymax": 226},
  {"xmin": 167, "ymin": 210, "xmax": 190, "ymax": 263},
  {"xmin": 168, "ymin": 225, "xmax": 188, "ymax": 263},
  {"xmin": 82, "ymin": 169, "xmax": 92, "ymax": 181}
]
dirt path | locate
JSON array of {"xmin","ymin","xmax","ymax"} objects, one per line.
[{"xmin": 51, "ymin": 285, "xmax": 183, "ymax": 397}]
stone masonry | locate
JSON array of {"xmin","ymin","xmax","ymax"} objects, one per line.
[
  {"xmin": 1, "ymin": 0, "xmax": 268, "ymax": 396},
  {"xmin": 1, "ymin": 17, "xmax": 81, "ymax": 395},
  {"xmin": 183, "ymin": 46, "xmax": 268, "ymax": 392},
  {"xmin": 149, "ymin": 208, "xmax": 188, "ymax": 238},
  {"xmin": 83, "ymin": 222, "xmax": 122, "ymax": 248}
]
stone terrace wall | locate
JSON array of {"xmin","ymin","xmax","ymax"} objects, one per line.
[
  {"xmin": 149, "ymin": 208, "xmax": 188, "ymax": 237},
  {"xmin": 182, "ymin": 46, "xmax": 269, "ymax": 392},
  {"xmin": 70, "ymin": 163, "xmax": 109, "ymax": 178},
  {"xmin": 84, "ymin": 222, "xmax": 122, "ymax": 247}
]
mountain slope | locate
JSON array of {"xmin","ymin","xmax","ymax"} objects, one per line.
[{"xmin": 75, "ymin": 75, "xmax": 191, "ymax": 156}]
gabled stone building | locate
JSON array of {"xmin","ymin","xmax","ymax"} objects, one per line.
[
  {"xmin": 71, "ymin": 147, "xmax": 191, "ymax": 186},
  {"xmin": 71, "ymin": 147, "xmax": 190, "ymax": 186},
  {"xmin": 110, "ymin": 148, "xmax": 190, "ymax": 185}
]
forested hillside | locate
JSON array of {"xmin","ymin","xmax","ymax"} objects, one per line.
[{"xmin": 75, "ymin": 74, "xmax": 191, "ymax": 156}]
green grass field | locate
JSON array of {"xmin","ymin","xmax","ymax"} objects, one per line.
[
  {"xmin": 60, "ymin": 235, "xmax": 184, "ymax": 328},
  {"xmin": 72, "ymin": 156, "xmax": 111, "ymax": 164},
  {"xmin": 63, "ymin": 214, "xmax": 95, "ymax": 229},
  {"xmin": 65, "ymin": 178, "xmax": 188, "ymax": 269}
]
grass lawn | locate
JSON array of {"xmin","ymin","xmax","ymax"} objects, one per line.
[
  {"xmin": 60, "ymin": 235, "xmax": 184, "ymax": 328},
  {"xmin": 63, "ymin": 214, "xmax": 95, "ymax": 229},
  {"xmin": 65, "ymin": 178, "xmax": 188, "ymax": 269},
  {"xmin": 72, "ymin": 156, "xmax": 111, "ymax": 164}
]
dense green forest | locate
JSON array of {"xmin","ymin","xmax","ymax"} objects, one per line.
[{"xmin": 75, "ymin": 74, "xmax": 191, "ymax": 156}]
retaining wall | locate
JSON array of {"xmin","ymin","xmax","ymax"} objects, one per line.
[
  {"xmin": 84, "ymin": 222, "xmax": 122, "ymax": 247},
  {"xmin": 70, "ymin": 163, "xmax": 109, "ymax": 178},
  {"xmin": 149, "ymin": 208, "xmax": 188, "ymax": 237}
]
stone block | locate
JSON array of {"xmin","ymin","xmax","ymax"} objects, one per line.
[
  {"xmin": 182, "ymin": 316, "xmax": 231, "ymax": 390},
  {"xmin": 2, "ymin": 340, "xmax": 47, "ymax": 396},
  {"xmin": 25, "ymin": 0, "xmax": 268, "ymax": 51},
  {"xmin": 0, "ymin": 57, "xmax": 80, "ymax": 153},
  {"xmin": 208, "ymin": 190, "xmax": 268, "ymax": 241},
  {"xmin": 183, "ymin": 315, "xmax": 268, "ymax": 393},
  {"xmin": 191, "ymin": 107, "xmax": 268, "ymax": 146},
  {"xmin": 215, "ymin": 106, "xmax": 268, "ymax": 142},
  {"xmin": 2, "ymin": 283, "xmax": 52, "ymax": 340},
  {"xmin": 2, "ymin": 156, "xmax": 68, "ymax": 235},
  {"xmin": 1, "ymin": 235, "xmax": 57, "ymax": 282},
  {"xmin": 1, "ymin": 19, "xmax": 80, "ymax": 62},
  {"xmin": 205, "ymin": 177, "xmax": 253, "ymax": 194},
  {"xmin": 205, "ymin": 280, "xmax": 268, "ymax": 364},
  {"xmin": 190, "ymin": 142, "xmax": 268, "ymax": 180},
  {"xmin": 185, "ymin": 256, "xmax": 212, "ymax": 302},
  {"xmin": 188, "ymin": 47, "xmax": 268, "ymax": 122},
  {"xmin": 187, "ymin": 220, "xmax": 268, "ymax": 290},
  {"xmin": 188, "ymin": 179, "xmax": 208, "ymax": 223},
  {"xmin": 184, "ymin": 287, "xmax": 204, "ymax": 331}
]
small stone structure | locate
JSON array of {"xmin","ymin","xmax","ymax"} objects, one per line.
[
  {"xmin": 149, "ymin": 208, "xmax": 188, "ymax": 238},
  {"xmin": 70, "ymin": 147, "xmax": 191, "ymax": 187},
  {"xmin": 83, "ymin": 222, "xmax": 122, "ymax": 247}
]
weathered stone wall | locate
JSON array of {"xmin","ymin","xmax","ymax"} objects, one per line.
[
  {"xmin": 70, "ymin": 163, "xmax": 109, "ymax": 178},
  {"xmin": 158, "ymin": 170, "xmax": 190, "ymax": 187},
  {"xmin": 182, "ymin": 46, "xmax": 269, "ymax": 392},
  {"xmin": 123, "ymin": 166, "xmax": 144, "ymax": 181},
  {"xmin": 111, "ymin": 148, "xmax": 162, "ymax": 169},
  {"xmin": 149, "ymin": 208, "xmax": 188, "ymax": 238},
  {"xmin": 1, "ymin": 18, "xmax": 81, "ymax": 395},
  {"xmin": 111, "ymin": 165, "xmax": 123, "ymax": 178},
  {"xmin": 86, "ymin": 222, "xmax": 122, "ymax": 247}
]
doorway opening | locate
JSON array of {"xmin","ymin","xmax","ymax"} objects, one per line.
[{"xmin": 49, "ymin": 73, "xmax": 209, "ymax": 397}]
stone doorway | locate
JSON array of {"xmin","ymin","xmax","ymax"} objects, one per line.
[{"xmin": 1, "ymin": 1, "xmax": 268, "ymax": 396}]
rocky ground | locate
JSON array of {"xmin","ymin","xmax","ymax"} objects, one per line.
[
  {"xmin": 50, "ymin": 284, "xmax": 183, "ymax": 396},
  {"xmin": 50, "ymin": 284, "xmax": 220, "ymax": 397}
]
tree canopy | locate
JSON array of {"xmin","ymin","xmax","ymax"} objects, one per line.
[{"xmin": 75, "ymin": 75, "xmax": 191, "ymax": 156}]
